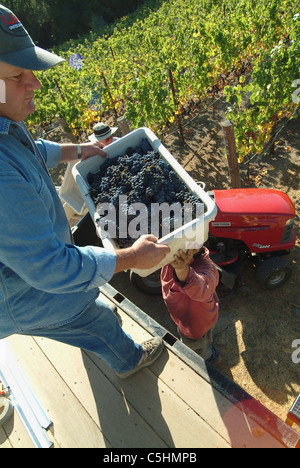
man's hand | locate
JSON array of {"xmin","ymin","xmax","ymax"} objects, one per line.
[
  {"xmin": 115, "ymin": 235, "xmax": 170, "ymax": 274},
  {"xmin": 80, "ymin": 142, "xmax": 107, "ymax": 161},
  {"xmin": 131, "ymin": 235, "xmax": 171, "ymax": 269}
]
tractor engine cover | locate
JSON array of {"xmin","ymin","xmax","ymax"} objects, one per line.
[{"xmin": 209, "ymin": 189, "xmax": 295, "ymax": 253}]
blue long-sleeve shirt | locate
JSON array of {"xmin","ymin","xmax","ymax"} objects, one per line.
[{"xmin": 0, "ymin": 118, "xmax": 116, "ymax": 337}]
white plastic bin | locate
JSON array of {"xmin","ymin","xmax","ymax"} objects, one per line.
[
  {"xmin": 72, "ymin": 127, "xmax": 217, "ymax": 276},
  {"xmin": 59, "ymin": 160, "xmax": 87, "ymax": 215}
]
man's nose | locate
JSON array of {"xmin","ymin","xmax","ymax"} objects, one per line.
[{"xmin": 27, "ymin": 71, "xmax": 42, "ymax": 90}]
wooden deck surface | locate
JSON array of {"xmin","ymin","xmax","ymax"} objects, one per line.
[{"xmin": 1, "ymin": 288, "xmax": 299, "ymax": 449}]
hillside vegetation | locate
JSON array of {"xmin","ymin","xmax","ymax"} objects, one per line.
[{"xmin": 28, "ymin": 0, "xmax": 300, "ymax": 161}]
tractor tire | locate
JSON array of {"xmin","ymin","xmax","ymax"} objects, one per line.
[
  {"xmin": 130, "ymin": 270, "xmax": 162, "ymax": 295},
  {"xmin": 256, "ymin": 256, "xmax": 292, "ymax": 290}
]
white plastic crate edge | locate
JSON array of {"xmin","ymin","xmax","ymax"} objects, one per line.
[
  {"xmin": 59, "ymin": 160, "xmax": 87, "ymax": 215},
  {"xmin": 72, "ymin": 127, "xmax": 217, "ymax": 277}
]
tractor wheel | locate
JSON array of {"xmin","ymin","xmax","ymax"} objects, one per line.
[
  {"xmin": 256, "ymin": 257, "xmax": 292, "ymax": 290},
  {"xmin": 130, "ymin": 270, "xmax": 162, "ymax": 295}
]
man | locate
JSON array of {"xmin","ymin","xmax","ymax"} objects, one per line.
[
  {"xmin": 88, "ymin": 122, "xmax": 119, "ymax": 147},
  {"xmin": 0, "ymin": 5, "xmax": 170, "ymax": 379}
]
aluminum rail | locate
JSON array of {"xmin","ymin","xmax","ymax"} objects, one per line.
[{"xmin": 0, "ymin": 341, "xmax": 53, "ymax": 448}]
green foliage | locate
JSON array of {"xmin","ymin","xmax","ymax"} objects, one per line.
[
  {"xmin": 4, "ymin": 0, "xmax": 52, "ymax": 47},
  {"xmin": 26, "ymin": 0, "xmax": 299, "ymax": 160},
  {"xmin": 3, "ymin": 0, "xmax": 148, "ymax": 47},
  {"xmin": 224, "ymin": 1, "xmax": 300, "ymax": 159}
]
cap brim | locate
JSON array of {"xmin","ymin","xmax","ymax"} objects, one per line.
[{"xmin": 0, "ymin": 45, "xmax": 65, "ymax": 71}]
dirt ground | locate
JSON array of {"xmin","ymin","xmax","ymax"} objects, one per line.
[
  {"xmin": 159, "ymin": 98, "xmax": 300, "ymax": 430},
  {"xmin": 47, "ymin": 96, "xmax": 300, "ymax": 433}
]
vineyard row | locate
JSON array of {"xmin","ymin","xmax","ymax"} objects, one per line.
[{"xmin": 28, "ymin": 0, "xmax": 300, "ymax": 161}]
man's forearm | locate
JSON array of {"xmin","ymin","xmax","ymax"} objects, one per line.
[
  {"xmin": 59, "ymin": 143, "xmax": 79, "ymax": 163},
  {"xmin": 114, "ymin": 247, "xmax": 137, "ymax": 274},
  {"xmin": 59, "ymin": 143, "xmax": 107, "ymax": 163}
]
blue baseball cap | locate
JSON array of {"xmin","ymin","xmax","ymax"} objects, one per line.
[{"xmin": 0, "ymin": 4, "xmax": 64, "ymax": 70}]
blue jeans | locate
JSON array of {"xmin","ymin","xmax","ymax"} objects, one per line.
[{"xmin": 21, "ymin": 298, "xmax": 143, "ymax": 374}]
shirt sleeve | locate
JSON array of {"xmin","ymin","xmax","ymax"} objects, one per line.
[
  {"xmin": 176, "ymin": 267, "xmax": 216, "ymax": 301},
  {"xmin": 86, "ymin": 246, "xmax": 117, "ymax": 290},
  {"xmin": 0, "ymin": 169, "xmax": 116, "ymax": 294},
  {"xmin": 36, "ymin": 139, "xmax": 62, "ymax": 168}
]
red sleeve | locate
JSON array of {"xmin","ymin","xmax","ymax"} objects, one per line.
[{"xmin": 161, "ymin": 264, "xmax": 185, "ymax": 308}]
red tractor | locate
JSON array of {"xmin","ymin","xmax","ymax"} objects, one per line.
[
  {"xmin": 208, "ymin": 188, "xmax": 295, "ymax": 289},
  {"xmin": 131, "ymin": 187, "xmax": 296, "ymax": 296}
]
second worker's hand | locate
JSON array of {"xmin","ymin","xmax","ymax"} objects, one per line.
[
  {"xmin": 170, "ymin": 248, "xmax": 199, "ymax": 283},
  {"xmin": 171, "ymin": 249, "xmax": 195, "ymax": 270}
]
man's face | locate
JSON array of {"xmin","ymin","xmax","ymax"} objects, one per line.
[{"xmin": 0, "ymin": 61, "xmax": 41, "ymax": 122}]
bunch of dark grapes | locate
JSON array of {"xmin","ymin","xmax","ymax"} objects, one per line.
[{"xmin": 87, "ymin": 138, "xmax": 200, "ymax": 248}]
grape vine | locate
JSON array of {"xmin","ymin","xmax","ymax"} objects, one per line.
[{"xmin": 27, "ymin": 0, "xmax": 300, "ymax": 162}]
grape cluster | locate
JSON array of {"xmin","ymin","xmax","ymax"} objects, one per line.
[{"xmin": 87, "ymin": 138, "xmax": 201, "ymax": 248}]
